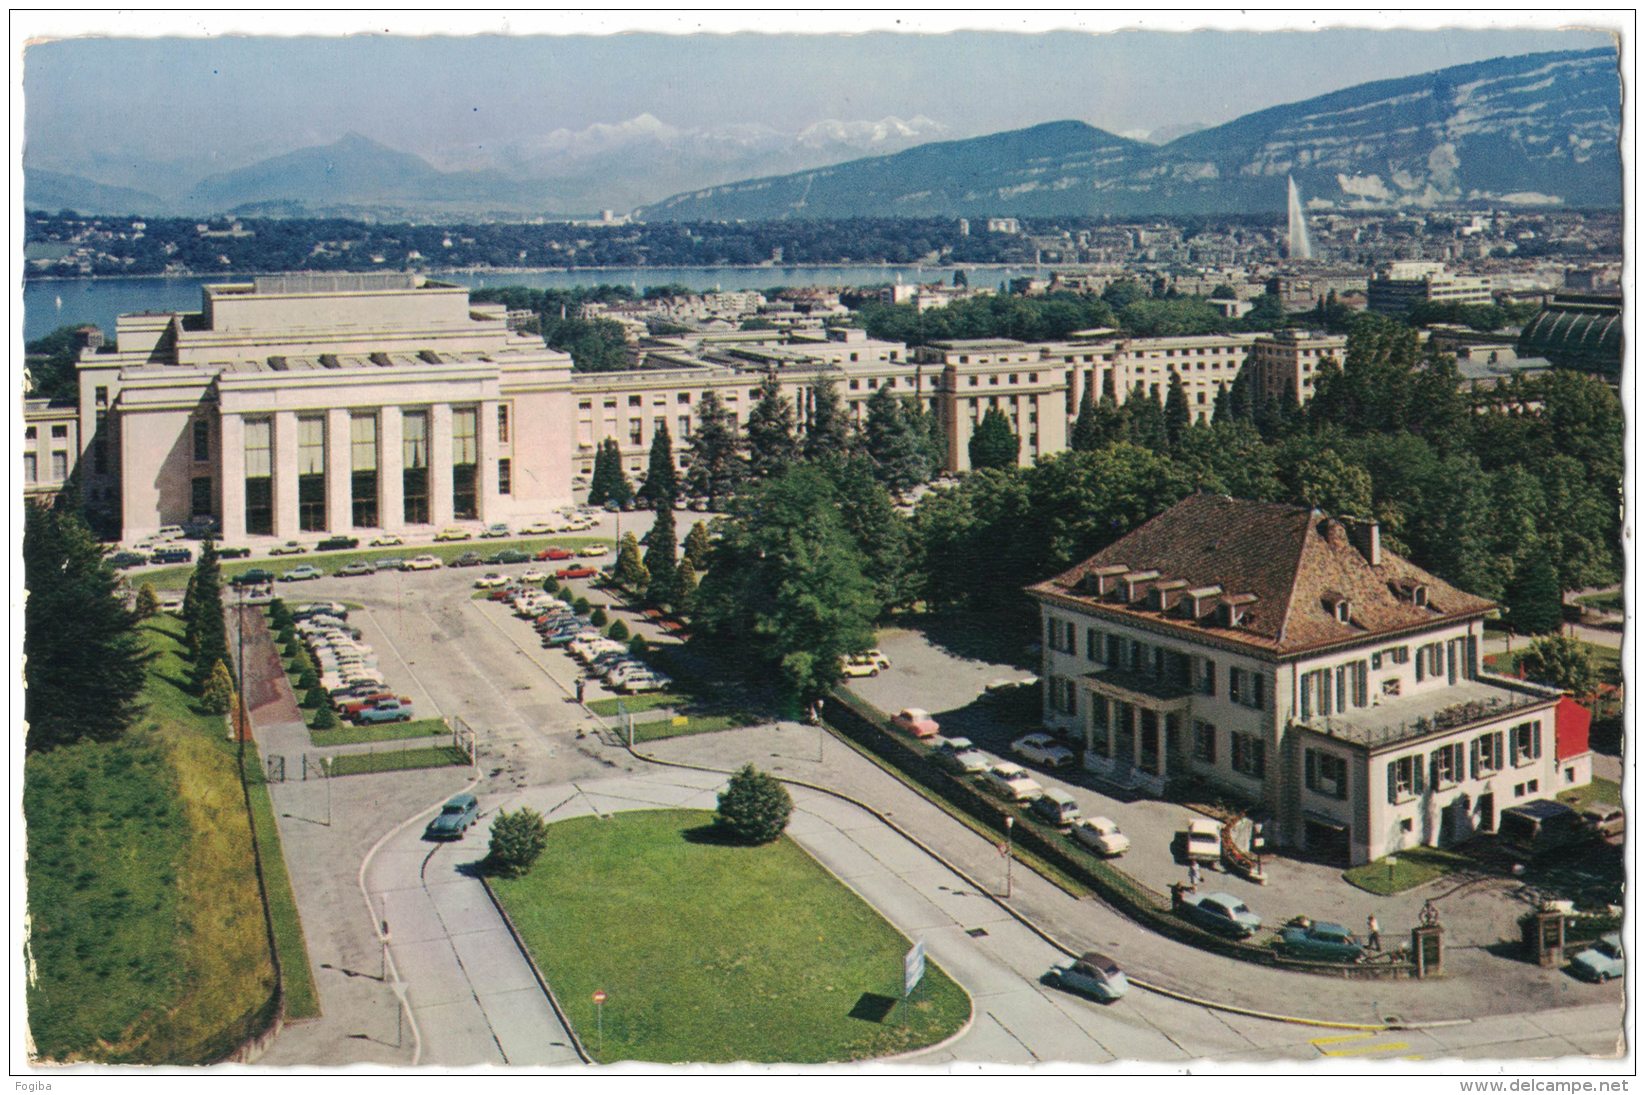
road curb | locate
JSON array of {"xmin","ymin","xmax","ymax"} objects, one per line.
[{"xmin": 624, "ymin": 738, "xmax": 1457, "ymax": 1034}]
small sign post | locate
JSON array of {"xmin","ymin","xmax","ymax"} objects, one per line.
[
  {"xmin": 593, "ymin": 989, "xmax": 607, "ymax": 1058},
  {"xmin": 903, "ymin": 939, "xmax": 926, "ymax": 998}
]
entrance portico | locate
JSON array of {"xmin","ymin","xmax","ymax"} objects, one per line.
[{"xmin": 1078, "ymin": 668, "xmax": 1192, "ymax": 795}]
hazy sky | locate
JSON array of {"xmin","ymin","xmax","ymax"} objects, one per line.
[{"xmin": 21, "ymin": 19, "xmax": 1618, "ymax": 175}]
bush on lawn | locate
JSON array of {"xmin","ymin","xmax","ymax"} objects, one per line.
[
  {"xmin": 542, "ymin": 576, "xmax": 559, "ymax": 594},
  {"xmin": 200, "ymin": 659, "xmax": 236, "ymax": 715},
  {"xmin": 608, "ymin": 619, "xmax": 630, "ymax": 641},
  {"xmin": 560, "ymin": 588, "xmax": 576, "ymax": 605},
  {"xmin": 297, "ymin": 668, "xmax": 320, "ymax": 691},
  {"xmin": 628, "ymin": 634, "xmax": 650, "ymax": 657},
  {"xmin": 590, "ymin": 606, "xmax": 608, "ymax": 627},
  {"xmin": 485, "ymin": 807, "xmax": 551, "ymax": 878},
  {"xmin": 134, "ymin": 583, "xmax": 161, "ymax": 620},
  {"xmin": 268, "ymin": 598, "xmax": 292, "ymax": 629},
  {"xmin": 574, "ymin": 596, "xmax": 591, "ymax": 615},
  {"xmin": 304, "ymin": 686, "xmax": 331, "ymax": 709},
  {"xmin": 715, "ymin": 764, "xmax": 793, "ymax": 845},
  {"xmin": 312, "ymin": 704, "xmax": 338, "ymax": 730}
]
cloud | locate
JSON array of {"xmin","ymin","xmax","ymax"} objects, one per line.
[{"xmin": 1336, "ymin": 172, "xmax": 1392, "ymax": 201}]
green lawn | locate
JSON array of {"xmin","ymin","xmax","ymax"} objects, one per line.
[
  {"xmin": 629, "ymin": 713, "xmax": 751, "ymax": 742},
  {"xmin": 490, "ymin": 810, "xmax": 971, "ymax": 1063},
  {"xmin": 242, "ymin": 762, "xmax": 320, "ymax": 1019},
  {"xmin": 1558, "ymin": 777, "xmax": 1622, "ymax": 812},
  {"xmin": 1575, "ymin": 590, "xmax": 1623, "ymax": 613},
  {"xmin": 587, "ymin": 692, "xmax": 687, "ymax": 717},
  {"xmin": 327, "ymin": 745, "xmax": 470, "ymax": 777},
  {"xmin": 142, "ymin": 535, "xmax": 607, "ymax": 590},
  {"xmin": 311, "ymin": 718, "xmax": 449, "ymax": 747},
  {"xmin": 24, "ymin": 616, "xmax": 285, "ymax": 1062},
  {"xmin": 1342, "ymin": 845, "xmax": 1476, "ymax": 896}
]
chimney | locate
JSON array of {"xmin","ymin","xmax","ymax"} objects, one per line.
[
  {"xmin": 73, "ymin": 325, "xmax": 104, "ymax": 352},
  {"xmin": 1346, "ymin": 518, "xmax": 1382, "ymax": 566}
]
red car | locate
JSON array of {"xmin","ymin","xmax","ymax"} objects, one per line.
[
  {"xmin": 338, "ymin": 692, "xmax": 410, "ymax": 717},
  {"xmin": 556, "ymin": 564, "xmax": 597, "ymax": 580},
  {"xmin": 537, "ymin": 546, "xmax": 575, "ymax": 561}
]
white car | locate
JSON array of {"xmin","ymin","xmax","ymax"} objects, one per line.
[
  {"xmin": 578, "ymin": 544, "xmax": 610, "ymax": 558},
  {"xmin": 841, "ymin": 655, "xmax": 882, "ymax": 678},
  {"xmin": 370, "ymin": 534, "xmax": 403, "ymax": 547},
  {"xmin": 402, "ymin": 554, "xmax": 442, "ymax": 571},
  {"xmin": 983, "ymin": 762, "xmax": 1044, "ymax": 802},
  {"xmin": 1012, "ymin": 732, "xmax": 1076, "ymax": 769},
  {"xmin": 932, "ymin": 736, "xmax": 990, "ymax": 775},
  {"xmin": 474, "ymin": 572, "xmax": 508, "ymax": 589},
  {"xmin": 520, "ymin": 521, "xmax": 557, "ymax": 536},
  {"xmin": 1182, "ymin": 818, "xmax": 1223, "ymax": 865},
  {"xmin": 620, "ymin": 672, "xmax": 671, "ymax": 693},
  {"xmin": 520, "ymin": 568, "xmax": 549, "ymax": 583},
  {"xmin": 1072, "ymin": 817, "xmax": 1131, "ymax": 857}
]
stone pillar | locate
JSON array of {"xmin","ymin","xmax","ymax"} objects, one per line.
[
  {"xmin": 380, "ymin": 407, "xmax": 404, "ymax": 531},
  {"xmin": 218, "ymin": 413, "xmax": 245, "ymax": 543},
  {"xmin": 326, "ymin": 408, "xmax": 352, "ymax": 533},
  {"xmin": 429, "ymin": 403, "xmax": 454, "ymax": 528},
  {"xmin": 272, "ymin": 411, "xmax": 299, "ymax": 539},
  {"xmin": 479, "ymin": 398, "xmax": 502, "ymax": 521}
]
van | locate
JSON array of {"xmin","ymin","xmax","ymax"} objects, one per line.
[
  {"xmin": 155, "ymin": 525, "xmax": 187, "ymax": 542},
  {"xmin": 1498, "ymin": 800, "xmax": 1584, "ymax": 857},
  {"xmin": 1031, "ymin": 787, "xmax": 1083, "ymax": 827}
]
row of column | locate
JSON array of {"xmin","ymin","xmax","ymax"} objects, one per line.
[{"xmin": 218, "ymin": 400, "xmax": 502, "ymax": 540}]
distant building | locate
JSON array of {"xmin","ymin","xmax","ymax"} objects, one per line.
[
  {"xmin": 986, "ymin": 218, "xmax": 1021, "ymax": 235},
  {"xmin": 1367, "ymin": 262, "xmax": 1492, "ymax": 316},
  {"xmin": 1516, "ymin": 293, "xmax": 1623, "ymax": 378},
  {"xmin": 1247, "ymin": 330, "xmax": 1349, "ymax": 405},
  {"xmin": 23, "ymin": 398, "xmax": 79, "ymax": 506}
]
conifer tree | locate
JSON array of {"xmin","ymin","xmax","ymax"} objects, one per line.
[
  {"xmin": 637, "ymin": 421, "xmax": 678, "ymax": 506},
  {"xmin": 1070, "ymin": 389, "xmax": 1101, "ymax": 452},
  {"xmin": 188, "ymin": 540, "xmax": 230, "ymax": 692},
  {"xmin": 1164, "ymin": 369, "xmax": 1191, "ymax": 451},
  {"xmin": 683, "ymin": 520, "xmax": 712, "ymax": 570},
  {"xmin": 644, "ymin": 499, "xmax": 679, "ymax": 606},
  {"xmin": 613, "ymin": 531, "xmax": 650, "ymax": 593},
  {"xmin": 968, "ymin": 407, "xmax": 1020, "ymax": 470},
  {"xmin": 802, "ymin": 374, "xmax": 853, "ymax": 462},
  {"xmin": 1124, "ymin": 381, "xmax": 1168, "ymax": 452},
  {"xmin": 683, "ymin": 390, "xmax": 747, "ymax": 508},
  {"xmin": 745, "ymin": 372, "xmax": 801, "ymax": 480},
  {"xmin": 862, "ymin": 383, "xmax": 929, "ymax": 494}
]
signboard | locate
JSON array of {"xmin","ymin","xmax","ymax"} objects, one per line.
[
  {"xmin": 592, "ymin": 989, "xmax": 607, "ymax": 1005},
  {"xmin": 903, "ymin": 940, "xmax": 926, "ymax": 997}
]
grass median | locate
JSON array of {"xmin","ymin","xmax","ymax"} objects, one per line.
[
  {"xmin": 327, "ymin": 745, "xmax": 470, "ymax": 777},
  {"xmin": 310, "ymin": 718, "xmax": 450, "ymax": 747},
  {"xmin": 489, "ymin": 809, "xmax": 970, "ymax": 1063},
  {"xmin": 1342, "ymin": 845, "xmax": 1474, "ymax": 896}
]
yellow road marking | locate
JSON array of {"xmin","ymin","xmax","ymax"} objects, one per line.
[
  {"xmin": 1321, "ymin": 1042, "xmax": 1411, "ymax": 1057},
  {"xmin": 1311, "ymin": 1032, "xmax": 1379, "ymax": 1046}
]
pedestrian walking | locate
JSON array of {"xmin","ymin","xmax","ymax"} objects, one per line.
[
  {"xmin": 1188, "ymin": 859, "xmax": 1201, "ymax": 889},
  {"xmin": 575, "ymin": 678, "xmax": 586, "ymax": 704},
  {"xmin": 1366, "ymin": 913, "xmax": 1382, "ymax": 952}
]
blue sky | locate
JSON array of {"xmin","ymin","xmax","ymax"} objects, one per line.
[{"xmin": 22, "ymin": 19, "xmax": 1618, "ymax": 175}]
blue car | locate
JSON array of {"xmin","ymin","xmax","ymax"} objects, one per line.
[
  {"xmin": 425, "ymin": 793, "xmax": 480, "ymax": 840},
  {"xmin": 1570, "ymin": 934, "xmax": 1625, "ymax": 982}
]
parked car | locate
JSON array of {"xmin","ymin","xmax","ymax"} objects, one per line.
[
  {"xmin": 293, "ymin": 601, "xmax": 348, "ymax": 619},
  {"xmin": 317, "ymin": 535, "xmax": 360, "ymax": 551},
  {"xmin": 520, "ymin": 521, "xmax": 556, "ymax": 536},
  {"xmin": 375, "ymin": 557, "xmax": 405, "ymax": 571},
  {"xmin": 1580, "ymin": 803, "xmax": 1625, "ymax": 839},
  {"xmin": 537, "ymin": 546, "xmax": 575, "ymax": 561},
  {"xmin": 337, "ymin": 561, "xmax": 377, "ymax": 577},
  {"xmin": 1180, "ymin": 817, "xmax": 1223, "ymax": 866},
  {"xmin": 402, "ymin": 555, "xmax": 442, "ymax": 571},
  {"xmin": 859, "ymin": 648, "xmax": 891, "ymax": 670},
  {"xmin": 578, "ymin": 544, "xmax": 610, "ymax": 557},
  {"xmin": 1570, "ymin": 933, "xmax": 1626, "ymax": 982},
  {"xmin": 841, "ymin": 655, "xmax": 883, "ymax": 678},
  {"xmin": 354, "ymin": 699, "xmax": 414, "ymax": 724},
  {"xmin": 270, "ymin": 541, "xmax": 308, "ymax": 555},
  {"xmin": 279, "ymin": 565, "xmax": 323, "ymax": 582},
  {"xmin": 932, "ymin": 736, "xmax": 990, "ymax": 775},
  {"xmin": 474, "ymin": 573, "xmax": 509, "ymax": 589},
  {"xmin": 1072, "ymin": 816, "xmax": 1131, "ymax": 857},
  {"xmin": 1174, "ymin": 890, "xmax": 1262, "ymax": 938},
  {"xmin": 450, "ymin": 551, "xmax": 485, "ymax": 568},
  {"xmin": 1032, "ymin": 788, "xmax": 1083, "ymax": 827},
  {"xmin": 480, "ymin": 523, "xmax": 511, "ymax": 539},
  {"xmin": 1278, "ymin": 920, "xmax": 1364, "ymax": 962},
  {"xmin": 219, "ymin": 547, "xmax": 253, "ymax": 559},
  {"xmin": 339, "ymin": 693, "xmax": 409, "ymax": 718},
  {"xmin": 1012, "ymin": 732, "xmax": 1076, "ymax": 769},
  {"xmin": 110, "ymin": 550, "xmax": 149, "ymax": 568},
  {"xmin": 890, "ymin": 707, "xmax": 940, "ymax": 738},
  {"xmin": 434, "ymin": 527, "xmax": 472, "ymax": 542},
  {"xmin": 556, "ymin": 564, "xmax": 597, "ymax": 580},
  {"xmin": 1499, "ymin": 800, "xmax": 1586, "ymax": 857},
  {"xmin": 1052, "ymin": 952, "xmax": 1129, "ymax": 1003},
  {"xmin": 621, "ymin": 672, "xmax": 671, "ymax": 693},
  {"xmin": 982, "ymin": 762, "xmax": 1044, "ymax": 802},
  {"xmin": 370, "ymin": 534, "xmax": 403, "ymax": 547},
  {"xmin": 150, "ymin": 547, "xmax": 194, "ymax": 564},
  {"xmin": 520, "ymin": 568, "xmax": 549, "ymax": 583},
  {"xmin": 232, "ymin": 568, "xmax": 276, "ymax": 586},
  {"xmin": 487, "ymin": 548, "xmax": 532, "ymax": 565},
  {"xmin": 153, "ymin": 525, "xmax": 187, "ymax": 541},
  {"xmin": 425, "ymin": 793, "xmax": 480, "ymax": 840}
]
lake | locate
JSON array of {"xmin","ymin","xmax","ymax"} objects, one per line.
[{"xmin": 22, "ymin": 264, "xmax": 1044, "ymax": 344}]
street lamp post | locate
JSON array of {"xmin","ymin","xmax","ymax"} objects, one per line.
[
  {"xmin": 322, "ymin": 755, "xmax": 331, "ymax": 826},
  {"xmin": 1004, "ymin": 815, "xmax": 1015, "ymax": 899},
  {"xmin": 1387, "ymin": 855, "xmax": 1398, "ymax": 890}
]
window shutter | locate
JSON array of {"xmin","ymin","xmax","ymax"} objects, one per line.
[
  {"xmin": 1388, "ymin": 762, "xmax": 1399, "ymax": 803},
  {"xmin": 1470, "ymin": 739, "xmax": 1480, "ymax": 780},
  {"xmin": 1416, "ymin": 654, "xmax": 1425, "ymax": 682},
  {"xmin": 1494, "ymin": 734, "xmax": 1504, "ymax": 770},
  {"xmin": 1533, "ymin": 724, "xmax": 1542, "ymax": 759},
  {"xmin": 1254, "ymin": 675, "xmax": 1265, "ymax": 709}
]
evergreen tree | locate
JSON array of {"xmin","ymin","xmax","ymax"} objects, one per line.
[
  {"xmin": 1070, "ymin": 389, "xmax": 1101, "ymax": 452},
  {"xmin": 802, "ymin": 375, "xmax": 853, "ymax": 462},
  {"xmin": 644, "ymin": 499, "xmax": 680, "ymax": 606},
  {"xmin": 1164, "ymin": 369, "xmax": 1191, "ymax": 450},
  {"xmin": 1124, "ymin": 381, "xmax": 1168, "ymax": 452},
  {"xmin": 715, "ymin": 764, "xmax": 794, "ymax": 845},
  {"xmin": 587, "ymin": 440, "xmax": 615, "ymax": 506},
  {"xmin": 312, "ymin": 703, "xmax": 339, "ymax": 731},
  {"xmin": 636, "ymin": 421, "xmax": 678, "ymax": 507},
  {"xmin": 1091, "ymin": 381, "xmax": 1126, "ymax": 446},
  {"xmin": 683, "ymin": 520, "xmax": 712, "ymax": 570},
  {"xmin": 1504, "ymin": 547, "xmax": 1563, "ymax": 635},
  {"xmin": 683, "ymin": 390, "xmax": 747, "ymax": 508},
  {"xmin": 484, "ymin": 807, "xmax": 551, "ymax": 878},
  {"xmin": 675, "ymin": 556, "xmax": 699, "ymax": 596},
  {"xmin": 745, "ymin": 372, "xmax": 801, "ymax": 480},
  {"xmin": 968, "ymin": 407, "xmax": 1020, "ymax": 470},
  {"xmin": 825, "ymin": 455, "xmax": 917, "ymax": 612},
  {"xmin": 188, "ymin": 540, "xmax": 230, "ymax": 692},
  {"xmin": 1228, "ymin": 369, "xmax": 1253, "ymax": 420},
  {"xmin": 862, "ymin": 383, "xmax": 929, "ymax": 494},
  {"xmin": 1211, "ymin": 380, "xmax": 1231, "ymax": 422},
  {"xmin": 903, "ymin": 396, "xmax": 948, "ymax": 477},
  {"xmin": 613, "ymin": 531, "xmax": 650, "ymax": 593},
  {"xmin": 607, "ymin": 619, "xmax": 629, "ymax": 641},
  {"xmin": 23, "ymin": 502, "xmax": 151, "ymax": 752},
  {"xmin": 134, "ymin": 583, "xmax": 160, "ymax": 620},
  {"xmin": 603, "ymin": 439, "xmax": 634, "ymax": 507}
]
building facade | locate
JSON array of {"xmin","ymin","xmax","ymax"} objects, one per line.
[
  {"xmin": 1028, "ymin": 494, "xmax": 1571, "ymax": 866},
  {"xmin": 1367, "ymin": 261, "xmax": 1493, "ymax": 316},
  {"xmin": 23, "ymin": 398, "xmax": 80, "ymax": 506}
]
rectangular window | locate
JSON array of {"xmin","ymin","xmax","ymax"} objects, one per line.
[
  {"xmin": 1431, "ymin": 742, "xmax": 1465, "ymax": 789},
  {"xmin": 1471, "ymin": 731, "xmax": 1504, "ymax": 779},
  {"xmin": 48, "ymin": 424, "xmax": 65, "ymax": 439},
  {"xmin": 1089, "ymin": 698, "xmax": 1110, "ymax": 757},
  {"xmin": 1198, "ymin": 657, "xmax": 1216, "ymax": 696},
  {"xmin": 51, "ymin": 451, "xmax": 68, "ymax": 480},
  {"xmin": 402, "ymin": 410, "xmax": 430, "ymax": 525},
  {"xmin": 350, "ymin": 413, "xmax": 379, "ymax": 528},
  {"xmin": 244, "ymin": 418, "xmax": 274, "ymax": 536},
  {"xmin": 1301, "ymin": 668, "xmax": 1331, "ymax": 719},
  {"xmin": 297, "ymin": 415, "xmax": 327, "ymax": 532},
  {"xmin": 25, "ymin": 426, "xmax": 36, "ymax": 441},
  {"xmin": 95, "ymin": 386, "xmax": 108, "ymax": 407},
  {"xmin": 23, "ymin": 453, "xmax": 36, "ymax": 483},
  {"xmin": 193, "ymin": 419, "xmax": 210, "ymax": 462},
  {"xmin": 498, "ymin": 457, "xmax": 512, "ymax": 495},
  {"xmin": 190, "ymin": 476, "xmax": 212, "ymax": 519},
  {"xmin": 1231, "ymin": 734, "xmax": 1266, "ymax": 779},
  {"xmin": 1192, "ymin": 720, "xmax": 1216, "ymax": 763},
  {"xmin": 1305, "ymin": 749, "xmax": 1348, "ymax": 800},
  {"xmin": 1086, "ymin": 627, "xmax": 1102, "ymax": 663},
  {"xmin": 498, "ymin": 404, "xmax": 510, "ymax": 444},
  {"xmin": 1387, "ymin": 754, "xmax": 1426, "ymax": 803},
  {"xmin": 678, "ymin": 415, "xmax": 691, "ymax": 439},
  {"xmin": 452, "ymin": 406, "xmax": 478, "ymax": 520},
  {"xmin": 1510, "ymin": 720, "xmax": 1542, "ymax": 766},
  {"xmin": 1230, "ymin": 668, "xmax": 1266, "ymax": 710}
]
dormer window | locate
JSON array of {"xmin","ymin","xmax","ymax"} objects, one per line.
[
  {"xmin": 1324, "ymin": 592, "xmax": 1351, "ymax": 624},
  {"xmin": 1392, "ymin": 578, "xmax": 1429, "ymax": 607},
  {"xmin": 1220, "ymin": 593, "xmax": 1258, "ymax": 628},
  {"xmin": 1335, "ymin": 601, "xmax": 1351, "ymax": 623}
]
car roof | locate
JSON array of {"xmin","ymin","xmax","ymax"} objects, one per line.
[
  {"xmin": 1075, "ymin": 952, "xmax": 1121, "ymax": 975},
  {"xmin": 900, "ymin": 708, "xmax": 930, "ymax": 718},
  {"xmin": 1502, "ymin": 799, "xmax": 1579, "ymax": 821},
  {"xmin": 1204, "ymin": 892, "xmax": 1243, "ymax": 905},
  {"xmin": 1187, "ymin": 818, "xmax": 1222, "ymax": 834},
  {"xmin": 1311, "ymin": 921, "xmax": 1350, "ymax": 935},
  {"xmin": 445, "ymin": 793, "xmax": 478, "ymax": 808}
]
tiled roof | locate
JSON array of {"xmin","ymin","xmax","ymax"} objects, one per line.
[{"xmin": 1026, "ymin": 493, "xmax": 1495, "ymax": 657}]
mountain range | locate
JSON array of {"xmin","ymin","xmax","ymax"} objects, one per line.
[{"xmin": 25, "ymin": 47, "xmax": 1620, "ymax": 222}]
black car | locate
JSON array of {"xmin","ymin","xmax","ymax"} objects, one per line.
[
  {"xmin": 450, "ymin": 551, "xmax": 485, "ymax": 568},
  {"xmin": 486, "ymin": 548, "xmax": 532, "ymax": 565},
  {"xmin": 150, "ymin": 547, "xmax": 193, "ymax": 564},
  {"xmin": 317, "ymin": 536, "xmax": 361, "ymax": 551},
  {"xmin": 109, "ymin": 551, "xmax": 149, "ymax": 568},
  {"xmin": 232, "ymin": 568, "xmax": 276, "ymax": 586},
  {"xmin": 219, "ymin": 546, "xmax": 253, "ymax": 559}
]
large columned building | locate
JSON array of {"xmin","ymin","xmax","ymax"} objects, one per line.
[{"xmin": 75, "ymin": 273, "xmax": 574, "ymax": 542}]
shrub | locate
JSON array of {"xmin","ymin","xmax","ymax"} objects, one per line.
[
  {"xmin": 560, "ymin": 588, "xmax": 576, "ymax": 605},
  {"xmin": 485, "ymin": 807, "xmax": 550, "ymax": 878},
  {"xmin": 608, "ymin": 619, "xmax": 630, "ymax": 641},
  {"xmin": 628, "ymin": 634, "xmax": 650, "ymax": 657},
  {"xmin": 268, "ymin": 599, "xmax": 292, "ymax": 629},
  {"xmin": 574, "ymin": 596, "xmax": 591, "ymax": 615},
  {"xmin": 542, "ymin": 575, "xmax": 560, "ymax": 594},
  {"xmin": 312, "ymin": 704, "xmax": 338, "ymax": 730},
  {"xmin": 590, "ymin": 606, "xmax": 609, "ymax": 627},
  {"xmin": 297, "ymin": 668, "xmax": 320, "ymax": 691},
  {"xmin": 200, "ymin": 660, "xmax": 236, "ymax": 715},
  {"xmin": 715, "ymin": 764, "xmax": 793, "ymax": 845},
  {"xmin": 133, "ymin": 583, "xmax": 160, "ymax": 620},
  {"xmin": 304, "ymin": 686, "xmax": 331, "ymax": 709}
]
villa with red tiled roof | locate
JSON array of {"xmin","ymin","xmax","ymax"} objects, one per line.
[{"xmin": 1026, "ymin": 493, "xmax": 1579, "ymax": 866}]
